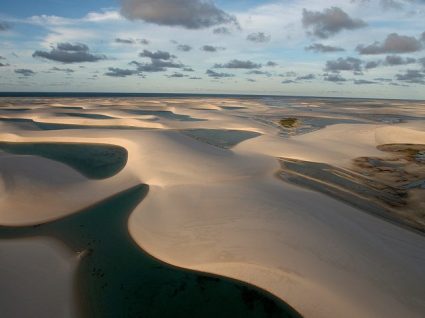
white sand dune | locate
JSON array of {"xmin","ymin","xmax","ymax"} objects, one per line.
[{"xmin": 0, "ymin": 97, "xmax": 424, "ymax": 318}]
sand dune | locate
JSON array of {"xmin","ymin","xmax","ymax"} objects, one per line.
[{"xmin": 0, "ymin": 97, "xmax": 424, "ymax": 317}]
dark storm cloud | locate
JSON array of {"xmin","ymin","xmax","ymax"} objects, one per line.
[
  {"xmin": 105, "ymin": 67, "xmax": 138, "ymax": 77},
  {"xmin": 296, "ymin": 74, "xmax": 316, "ymax": 80},
  {"xmin": 15, "ymin": 69, "xmax": 35, "ymax": 76},
  {"xmin": 33, "ymin": 43, "xmax": 106, "ymax": 63},
  {"xmin": 0, "ymin": 21, "xmax": 11, "ymax": 31},
  {"xmin": 247, "ymin": 78, "xmax": 256, "ymax": 82},
  {"xmin": 189, "ymin": 76, "xmax": 202, "ymax": 80},
  {"xmin": 115, "ymin": 38, "xmax": 135, "ymax": 44},
  {"xmin": 213, "ymin": 27, "xmax": 231, "ymax": 35},
  {"xmin": 246, "ymin": 32, "xmax": 271, "ymax": 43},
  {"xmin": 139, "ymin": 49, "xmax": 175, "ymax": 60},
  {"xmin": 384, "ymin": 55, "xmax": 416, "ymax": 65},
  {"xmin": 201, "ymin": 45, "xmax": 224, "ymax": 52},
  {"xmin": 395, "ymin": 69, "xmax": 425, "ymax": 84},
  {"xmin": 353, "ymin": 79, "xmax": 377, "ymax": 84},
  {"xmin": 419, "ymin": 57, "xmax": 425, "ymax": 68},
  {"xmin": 0, "ymin": 62, "xmax": 9, "ymax": 67},
  {"xmin": 356, "ymin": 33, "xmax": 423, "ymax": 54},
  {"xmin": 325, "ymin": 57, "xmax": 362, "ymax": 72},
  {"xmin": 282, "ymin": 79, "xmax": 297, "ymax": 84},
  {"xmin": 324, "ymin": 73, "xmax": 347, "ymax": 82},
  {"xmin": 305, "ymin": 43, "xmax": 345, "ymax": 53},
  {"xmin": 120, "ymin": 0, "xmax": 238, "ymax": 29},
  {"xmin": 302, "ymin": 7, "xmax": 366, "ymax": 39},
  {"xmin": 183, "ymin": 67, "xmax": 194, "ymax": 72},
  {"xmin": 206, "ymin": 69, "xmax": 234, "ymax": 78},
  {"xmin": 214, "ymin": 59, "xmax": 262, "ymax": 69},
  {"xmin": 365, "ymin": 60, "xmax": 381, "ymax": 69},
  {"xmin": 177, "ymin": 44, "xmax": 192, "ymax": 52}
]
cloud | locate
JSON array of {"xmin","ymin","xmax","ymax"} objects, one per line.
[
  {"xmin": 302, "ymin": 7, "xmax": 366, "ymax": 39},
  {"xmin": 374, "ymin": 77, "xmax": 392, "ymax": 82},
  {"xmin": 131, "ymin": 58, "xmax": 183, "ymax": 72},
  {"xmin": 305, "ymin": 43, "xmax": 345, "ymax": 53},
  {"xmin": 120, "ymin": 0, "xmax": 238, "ymax": 29},
  {"xmin": 105, "ymin": 67, "xmax": 138, "ymax": 77},
  {"xmin": 177, "ymin": 44, "xmax": 192, "ymax": 52},
  {"xmin": 33, "ymin": 42, "xmax": 106, "ymax": 63},
  {"xmin": 419, "ymin": 57, "xmax": 425, "ymax": 69},
  {"xmin": 0, "ymin": 21, "xmax": 11, "ymax": 31},
  {"xmin": 167, "ymin": 72, "xmax": 186, "ymax": 78},
  {"xmin": 0, "ymin": 63, "xmax": 9, "ymax": 67},
  {"xmin": 214, "ymin": 59, "xmax": 261, "ymax": 69},
  {"xmin": 115, "ymin": 38, "xmax": 135, "ymax": 44},
  {"xmin": 354, "ymin": 79, "xmax": 377, "ymax": 84},
  {"xmin": 365, "ymin": 60, "xmax": 381, "ymax": 69},
  {"xmin": 246, "ymin": 70, "xmax": 272, "ymax": 76},
  {"xmin": 15, "ymin": 69, "xmax": 35, "ymax": 76},
  {"xmin": 57, "ymin": 42, "xmax": 88, "ymax": 51},
  {"xmin": 325, "ymin": 57, "xmax": 362, "ymax": 72},
  {"xmin": 324, "ymin": 73, "xmax": 347, "ymax": 82},
  {"xmin": 246, "ymin": 32, "xmax": 271, "ymax": 43},
  {"xmin": 266, "ymin": 61, "xmax": 278, "ymax": 67},
  {"xmin": 139, "ymin": 39, "xmax": 150, "ymax": 45},
  {"xmin": 296, "ymin": 74, "xmax": 316, "ymax": 80},
  {"xmin": 51, "ymin": 67, "xmax": 75, "ymax": 73},
  {"xmin": 279, "ymin": 71, "xmax": 297, "ymax": 77},
  {"xmin": 183, "ymin": 67, "xmax": 194, "ymax": 72},
  {"xmin": 395, "ymin": 69, "xmax": 425, "ymax": 84},
  {"xmin": 206, "ymin": 69, "xmax": 234, "ymax": 78},
  {"xmin": 353, "ymin": 0, "xmax": 414, "ymax": 10},
  {"xmin": 384, "ymin": 55, "xmax": 416, "ymax": 65},
  {"xmin": 282, "ymin": 80, "xmax": 296, "ymax": 84},
  {"xmin": 139, "ymin": 49, "xmax": 175, "ymax": 60},
  {"xmin": 201, "ymin": 45, "xmax": 224, "ymax": 52},
  {"xmin": 356, "ymin": 33, "xmax": 423, "ymax": 54},
  {"xmin": 213, "ymin": 26, "xmax": 231, "ymax": 35}
]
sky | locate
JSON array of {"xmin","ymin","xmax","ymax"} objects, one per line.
[{"xmin": 0, "ymin": 0, "xmax": 424, "ymax": 99}]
